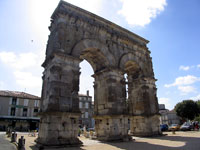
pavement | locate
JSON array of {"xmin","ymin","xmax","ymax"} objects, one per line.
[
  {"xmin": 1, "ymin": 131, "xmax": 200, "ymax": 150},
  {"xmin": 0, "ymin": 132, "xmax": 16, "ymax": 150}
]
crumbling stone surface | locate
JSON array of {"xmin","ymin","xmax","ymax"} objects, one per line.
[
  {"xmin": 94, "ymin": 115, "xmax": 131, "ymax": 141},
  {"xmin": 38, "ymin": 0, "xmax": 161, "ymax": 146}
]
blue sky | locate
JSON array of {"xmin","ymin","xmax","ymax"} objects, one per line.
[{"xmin": 0, "ymin": 0, "xmax": 200, "ymax": 110}]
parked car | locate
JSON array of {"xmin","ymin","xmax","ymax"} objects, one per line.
[
  {"xmin": 180, "ymin": 122, "xmax": 194, "ymax": 131},
  {"xmin": 168, "ymin": 124, "xmax": 180, "ymax": 131},
  {"xmin": 160, "ymin": 124, "xmax": 168, "ymax": 131}
]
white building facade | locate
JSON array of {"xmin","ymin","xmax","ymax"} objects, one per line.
[{"xmin": 0, "ymin": 90, "xmax": 40, "ymax": 131}]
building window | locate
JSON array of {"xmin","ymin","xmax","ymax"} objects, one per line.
[
  {"xmin": 34, "ymin": 100, "xmax": 39, "ymax": 107},
  {"xmin": 33, "ymin": 108, "xmax": 38, "ymax": 117},
  {"xmin": 24, "ymin": 99, "xmax": 29, "ymax": 106},
  {"xmin": 82, "ymin": 113, "xmax": 84, "ymax": 118},
  {"xmin": 79, "ymin": 102, "xmax": 82, "ymax": 108},
  {"xmin": 10, "ymin": 107, "xmax": 16, "ymax": 116},
  {"xmin": 34, "ymin": 108, "xmax": 38, "ymax": 113},
  {"xmin": 85, "ymin": 102, "xmax": 88, "ymax": 109},
  {"xmin": 23, "ymin": 108, "xmax": 28, "ymax": 117},
  {"xmin": 82, "ymin": 102, "xmax": 85, "ymax": 108},
  {"xmin": 12, "ymin": 97, "xmax": 17, "ymax": 105},
  {"xmin": 85, "ymin": 112, "xmax": 88, "ymax": 118}
]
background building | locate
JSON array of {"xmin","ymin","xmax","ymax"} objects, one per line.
[
  {"xmin": 0, "ymin": 90, "xmax": 95, "ymax": 131},
  {"xmin": 159, "ymin": 104, "xmax": 169, "ymax": 125},
  {"xmin": 78, "ymin": 90, "xmax": 94, "ymax": 128},
  {"xmin": 159, "ymin": 104, "xmax": 180, "ymax": 125},
  {"xmin": 0, "ymin": 90, "xmax": 40, "ymax": 131},
  {"xmin": 167, "ymin": 110, "xmax": 181, "ymax": 125}
]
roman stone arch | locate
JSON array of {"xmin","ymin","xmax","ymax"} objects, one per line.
[
  {"xmin": 71, "ymin": 38, "xmax": 116, "ymax": 72},
  {"xmin": 37, "ymin": 1, "xmax": 160, "ymax": 147}
]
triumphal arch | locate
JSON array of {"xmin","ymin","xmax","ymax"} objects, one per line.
[{"xmin": 37, "ymin": 1, "xmax": 160, "ymax": 146}]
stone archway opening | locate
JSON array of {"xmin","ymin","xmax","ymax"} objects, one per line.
[
  {"xmin": 79, "ymin": 60, "xmax": 94, "ymax": 98},
  {"xmin": 79, "ymin": 60, "xmax": 94, "ymax": 128},
  {"xmin": 123, "ymin": 61, "xmax": 142, "ymax": 134},
  {"xmin": 78, "ymin": 47, "xmax": 130, "ymax": 141}
]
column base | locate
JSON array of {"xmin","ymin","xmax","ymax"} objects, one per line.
[
  {"xmin": 36, "ymin": 112, "xmax": 82, "ymax": 147},
  {"xmin": 130, "ymin": 115, "xmax": 161, "ymax": 137},
  {"xmin": 94, "ymin": 115, "xmax": 132, "ymax": 141}
]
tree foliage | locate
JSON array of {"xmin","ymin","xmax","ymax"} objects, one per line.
[
  {"xmin": 175, "ymin": 100, "xmax": 199, "ymax": 120},
  {"xmin": 197, "ymin": 100, "xmax": 200, "ymax": 111},
  {"xmin": 194, "ymin": 115, "xmax": 200, "ymax": 122}
]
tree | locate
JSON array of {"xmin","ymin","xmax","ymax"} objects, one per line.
[
  {"xmin": 175, "ymin": 100, "xmax": 199, "ymax": 120},
  {"xmin": 194, "ymin": 115, "xmax": 200, "ymax": 122},
  {"xmin": 194, "ymin": 100, "xmax": 200, "ymax": 121},
  {"xmin": 197, "ymin": 100, "xmax": 200, "ymax": 113}
]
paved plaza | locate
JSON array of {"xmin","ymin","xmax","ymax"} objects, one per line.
[
  {"xmin": 2, "ymin": 131, "xmax": 200, "ymax": 150},
  {"xmin": 0, "ymin": 132, "xmax": 16, "ymax": 150}
]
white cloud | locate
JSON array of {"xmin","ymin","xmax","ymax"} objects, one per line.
[
  {"xmin": 165, "ymin": 75, "xmax": 200, "ymax": 88},
  {"xmin": 178, "ymin": 86, "xmax": 196, "ymax": 95},
  {"xmin": 179, "ymin": 65, "xmax": 190, "ymax": 71},
  {"xmin": 0, "ymin": 51, "xmax": 43, "ymax": 96},
  {"xmin": 118, "ymin": 0, "xmax": 167, "ymax": 27},
  {"xmin": 14, "ymin": 71, "xmax": 41, "ymax": 88},
  {"xmin": 159, "ymin": 97, "xmax": 172, "ymax": 109},
  {"xmin": 197, "ymin": 64, "xmax": 200, "ymax": 68},
  {"xmin": 0, "ymin": 52, "xmax": 39, "ymax": 70},
  {"xmin": 190, "ymin": 94, "xmax": 200, "ymax": 101}
]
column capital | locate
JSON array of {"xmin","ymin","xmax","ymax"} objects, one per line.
[
  {"xmin": 42, "ymin": 51, "xmax": 82, "ymax": 68},
  {"xmin": 92, "ymin": 67, "xmax": 124, "ymax": 78}
]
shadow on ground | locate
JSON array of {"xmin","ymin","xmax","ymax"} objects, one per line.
[
  {"xmin": 107, "ymin": 134, "xmax": 200, "ymax": 150},
  {"xmin": 28, "ymin": 132, "xmax": 200, "ymax": 150},
  {"xmin": 30, "ymin": 145, "xmax": 84, "ymax": 150}
]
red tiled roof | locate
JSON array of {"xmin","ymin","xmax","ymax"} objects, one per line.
[{"xmin": 0, "ymin": 90, "xmax": 40, "ymax": 100}]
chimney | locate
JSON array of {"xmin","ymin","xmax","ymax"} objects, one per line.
[{"xmin": 86, "ymin": 90, "xmax": 89, "ymax": 96}]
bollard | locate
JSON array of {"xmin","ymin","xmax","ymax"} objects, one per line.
[
  {"xmin": 7, "ymin": 128, "xmax": 11, "ymax": 137},
  {"xmin": 6, "ymin": 128, "xmax": 8, "ymax": 135},
  {"xmin": 18, "ymin": 136, "xmax": 25, "ymax": 150},
  {"xmin": 172, "ymin": 129, "xmax": 175, "ymax": 134},
  {"xmin": 11, "ymin": 132, "xmax": 17, "ymax": 142}
]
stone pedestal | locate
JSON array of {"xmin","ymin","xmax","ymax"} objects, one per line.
[
  {"xmin": 130, "ymin": 115, "xmax": 161, "ymax": 137},
  {"xmin": 37, "ymin": 112, "xmax": 82, "ymax": 146},
  {"xmin": 94, "ymin": 115, "xmax": 131, "ymax": 141}
]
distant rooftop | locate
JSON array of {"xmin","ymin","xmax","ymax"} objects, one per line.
[
  {"xmin": 0, "ymin": 90, "xmax": 40, "ymax": 100},
  {"xmin": 78, "ymin": 93, "xmax": 92, "ymax": 98}
]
